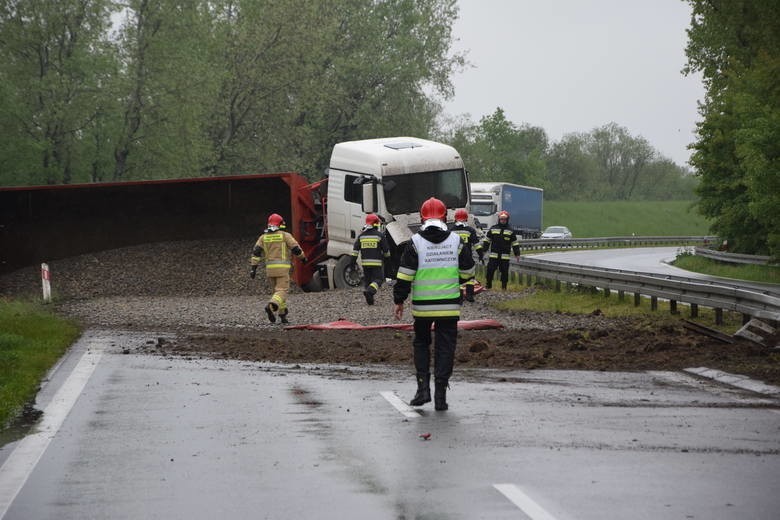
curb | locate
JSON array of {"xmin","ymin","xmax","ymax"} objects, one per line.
[{"xmin": 684, "ymin": 367, "xmax": 780, "ymax": 396}]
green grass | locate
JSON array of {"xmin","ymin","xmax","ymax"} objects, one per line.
[
  {"xmin": 487, "ymin": 280, "xmax": 745, "ymax": 334},
  {"xmin": 673, "ymin": 253, "xmax": 780, "ymax": 284},
  {"xmin": 0, "ymin": 299, "xmax": 80, "ymax": 428},
  {"xmin": 543, "ymin": 200, "xmax": 712, "ymax": 238}
]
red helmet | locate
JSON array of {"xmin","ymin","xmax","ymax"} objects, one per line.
[
  {"xmin": 420, "ymin": 197, "xmax": 447, "ymax": 221},
  {"xmin": 267, "ymin": 213, "xmax": 285, "ymax": 227},
  {"xmin": 498, "ymin": 210, "xmax": 510, "ymax": 222},
  {"xmin": 365, "ymin": 213, "xmax": 380, "ymax": 227},
  {"xmin": 454, "ymin": 208, "xmax": 468, "ymax": 222}
]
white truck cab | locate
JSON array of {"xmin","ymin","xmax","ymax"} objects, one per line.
[{"xmin": 323, "ymin": 137, "xmax": 470, "ymax": 288}]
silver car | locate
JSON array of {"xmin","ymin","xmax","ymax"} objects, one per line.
[{"xmin": 541, "ymin": 226, "xmax": 572, "ymax": 239}]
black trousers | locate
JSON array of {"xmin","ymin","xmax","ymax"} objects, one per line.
[
  {"xmin": 486, "ymin": 258, "xmax": 510, "ymax": 288},
  {"xmin": 413, "ymin": 318, "xmax": 458, "ymax": 381},
  {"xmin": 363, "ymin": 266, "xmax": 384, "ymax": 293}
]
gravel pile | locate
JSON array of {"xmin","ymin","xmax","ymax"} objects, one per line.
[{"xmin": 0, "ymin": 237, "xmax": 617, "ymax": 333}]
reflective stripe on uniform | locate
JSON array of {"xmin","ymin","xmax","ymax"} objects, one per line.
[{"xmin": 397, "ymin": 266, "xmax": 416, "ymax": 281}]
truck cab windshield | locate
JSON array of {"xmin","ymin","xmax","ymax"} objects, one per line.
[
  {"xmin": 383, "ymin": 169, "xmax": 468, "ymax": 214},
  {"xmin": 470, "ymin": 202, "xmax": 495, "ymax": 216}
]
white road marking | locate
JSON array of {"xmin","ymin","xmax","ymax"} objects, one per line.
[
  {"xmin": 0, "ymin": 346, "xmax": 103, "ymax": 519},
  {"xmin": 380, "ymin": 391, "xmax": 420, "ymax": 418},
  {"xmin": 493, "ymin": 484, "xmax": 559, "ymax": 520}
]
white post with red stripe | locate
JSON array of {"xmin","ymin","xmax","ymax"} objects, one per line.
[{"xmin": 41, "ymin": 263, "xmax": 51, "ymax": 303}]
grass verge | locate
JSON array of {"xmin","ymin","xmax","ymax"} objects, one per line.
[
  {"xmin": 482, "ymin": 276, "xmax": 745, "ymax": 334},
  {"xmin": 672, "ymin": 253, "xmax": 780, "ymax": 284},
  {"xmin": 0, "ymin": 299, "xmax": 81, "ymax": 428}
]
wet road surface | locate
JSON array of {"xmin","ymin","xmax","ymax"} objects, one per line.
[
  {"xmin": 533, "ymin": 247, "xmax": 779, "ymax": 293},
  {"xmin": 1, "ymin": 329, "xmax": 779, "ymax": 519}
]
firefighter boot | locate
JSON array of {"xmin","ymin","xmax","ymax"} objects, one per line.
[
  {"xmin": 363, "ymin": 288, "xmax": 375, "ymax": 305},
  {"xmin": 279, "ymin": 309, "xmax": 289, "ymax": 324},
  {"xmin": 434, "ymin": 379, "xmax": 449, "ymax": 411},
  {"xmin": 264, "ymin": 302, "xmax": 278, "ymax": 323},
  {"xmin": 465, "ymin": 284, "xmax": 475, "ymax": 302},
  {"xmin": 409, "ymin": 374, "xmax": 431, "ymax": 406}
]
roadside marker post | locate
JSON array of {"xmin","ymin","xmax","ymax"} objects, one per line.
[{"xmin": 41, "ymin": 263, "xmax": 51, "ymax": 303}]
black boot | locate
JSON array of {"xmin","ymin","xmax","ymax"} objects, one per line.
[
  {"xmin": 409, "ymin": 374, "xmax": 431, "ymax": 406},
  {"xmin": 264, "ymin": 302, "xmax": 278, "ymax": 323},
  {"xmin": 364, "ymin": 289, "xmax": 375, "ymax": 305},
  {"xmin": 279, "ymin": 309, "xmax": 289, "ymax": 324},
  {"xmin": 465, "ymin": 284, "xmax": 475, "ymax": 302},
  {"xmin": 434, "ymin": 379, "xmax": 449, "ymax": 411}
]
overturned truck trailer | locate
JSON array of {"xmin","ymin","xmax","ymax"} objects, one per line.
[
  {"xmin": 2, "ymin": 137, "xmax": 471, "ymax": 294},
  {"xmin": 0, "ymin": 173, "xmax": 328, "ymax": 291}
]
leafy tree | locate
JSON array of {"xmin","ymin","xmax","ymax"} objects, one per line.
[
  {"xmin": 586, "ymin": 123, "xmax": 657, "ymax": 200},
  {"xmin": 0, "ymin": 0, "xmax": 117, "ymax": 185},
  {"xmin": 449, "ymin": 108, "xmax": 548, "ymax": 187},
  {"xmin": 113, "ymin": 0, "xmax": 217, "ymax": 180},
  {"xmin": 685, "ymin": 0, "xmax": 780, "ymax": 256},
  {"xmin": 295, "ymin": 0, "xmax": 465, "ymax": 178},
  {"xmin": 545, "ymin": 133, "xmax": 600, "ymax": 200}
]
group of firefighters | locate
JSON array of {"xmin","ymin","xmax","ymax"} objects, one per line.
[{"xmin": 249, "ymin": 198, "xmax": 522, "ymax": 411}]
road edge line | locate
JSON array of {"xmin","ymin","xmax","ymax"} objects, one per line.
[{"xmin": 0, "ymin": 346, "xmax": 104, "ymax": 518}]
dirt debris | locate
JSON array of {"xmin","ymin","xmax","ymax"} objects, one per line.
[{"xmin": 2, "ymin": 237, "xmax": 779, "ymax": 387}]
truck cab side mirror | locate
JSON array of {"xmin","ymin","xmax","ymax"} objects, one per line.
[{"xmin": 361, "ymin": 179, "xmax": 377, "ymax": 213}]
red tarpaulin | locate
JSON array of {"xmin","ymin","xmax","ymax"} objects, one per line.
[{"xmin": 284, "ymin": 319, "xmax": 503, "ymax": 331}]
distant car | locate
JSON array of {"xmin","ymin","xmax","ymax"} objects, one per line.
[{"xmin": 540, "ymin": 226, "xmax": 572, "ymax": 239}]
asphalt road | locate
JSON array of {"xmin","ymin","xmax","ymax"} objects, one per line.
[
  {"xmin": 532, "ymin": 246, "xmax": 778, "ymax": 293},
  {"xmin": 1, "ymin": 329, "xmax": 779, "ymax": 520}
]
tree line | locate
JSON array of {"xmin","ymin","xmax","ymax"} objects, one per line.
[
  {"xmin": 0, "ymin": 0, "xmax": 695, "ymax": 200},
  {"xmin": 0, "ymin": 0, "xmax": 462, "ymax": 185}
]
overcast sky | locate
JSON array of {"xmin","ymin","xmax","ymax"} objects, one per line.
[{"xmin": 443, "ymin": 0, "xmax": 705, "ymax": 166}]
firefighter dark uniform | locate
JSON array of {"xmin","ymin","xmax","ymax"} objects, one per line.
[
  {"xmin": 250, "ymin": 213, "xmax": 307, "ymax": 324},
  {"xmin": 448, "ymin": 208, "xmax": 484, "ymax": 302},
  {"xmin": 393, "ymin": 197, "xmax": 475, "ymax": 411},
  {"xmin": 481, "ymin": 210, "xmax": 520, "ymax": 290},
  {"xmin": 351, "ymin": 213, "xmax": 391, "ymax": 305}
]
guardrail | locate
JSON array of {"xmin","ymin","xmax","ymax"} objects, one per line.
[
  {"xmin": 693, "ymin": 247, "xmax": 777, "ymax": 266},
  {"xmin": 509, "ymin": 255, "xmax": 780, "ymax": 324},
  {"xmin": 518, "ymin": 235, "xmax": 718, "ymax": 251}
]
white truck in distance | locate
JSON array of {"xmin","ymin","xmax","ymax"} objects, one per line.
[
  {"xmin": 469, "ymin": 182, "xmax": 543, "ymax": 238},
  {"xmin": 321, "ymin": 136, "xmax": 471, "ymax": 289}
]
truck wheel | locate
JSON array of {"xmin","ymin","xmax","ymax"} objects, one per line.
[
  {"xmin": 333, "ymin": 255, "xmax": 362, "ymax": 289},
  {"xmin": 301, "ymin": 271, "xmax": 323, "ymax": 293}
]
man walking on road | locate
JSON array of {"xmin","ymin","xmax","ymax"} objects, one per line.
[
  {"xmin": 393, "ymin": 197, "xmax": 475, "ymax": 411},
  {"xmin": 250, "ymin": 213, "xmax": 307, "ymax": 324}
]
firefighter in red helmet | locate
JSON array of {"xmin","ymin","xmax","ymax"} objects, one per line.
[
  {"xmin": 448, "ymin": 208, "xmax": 483, "ymax": 302},
  {"xmin": 250, "ymin": 213, "xmax": 307, "ymax": 324},
  {"xmin": 351, "ymin": 213, "xmax": 391, "ymax": 305},
  {"xmin": 480, "ymin": 210, "xmax": 520, "ymax": 290},
  {"xmin": 393, "ymin": 197, "xmax": 475, "ymax": 411}
]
